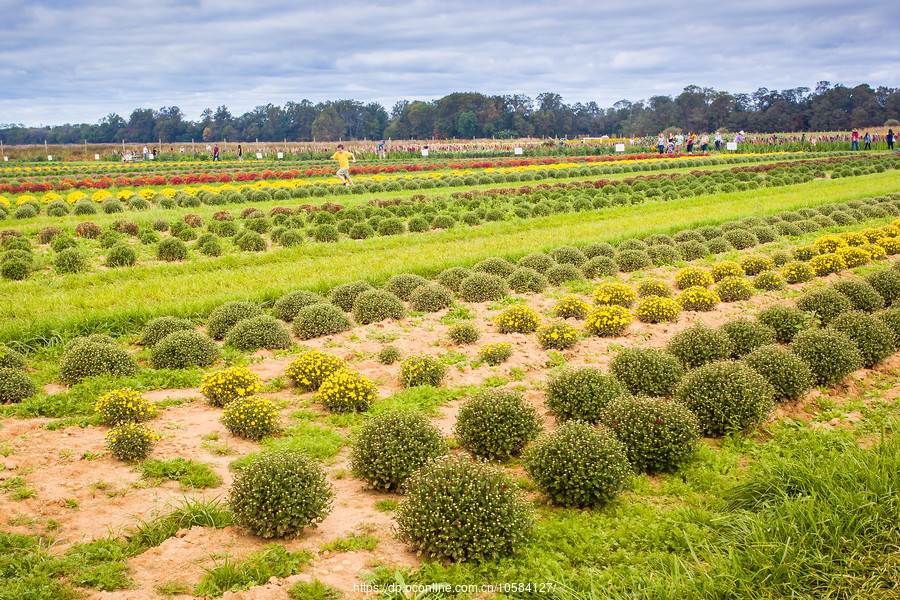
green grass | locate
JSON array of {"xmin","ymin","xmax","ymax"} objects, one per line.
[
  {"xmin": 4, "ymin": 171, "xmax": 898, "ymax": 350},
  {"xmin": 320, "ymin": 532, "xmax": 380, "ymax": 553},
  {"xmin": 194, "ymin": 544, "xmax": 313, "ymax": 597},
  {"xmin": 136, "ymin": 457, "xmax": 223, "ymax": 489},
  {"xmin": 124, "ymin": 497, "xmax": 233, "ymax": 553},
  {"xmin": 288, "ymin": 579, "xmax": 343, "ymax": 600}
]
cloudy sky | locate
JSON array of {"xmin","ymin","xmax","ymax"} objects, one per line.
[{"xmin": 1, "ymin": 0, "xmax": 897, "ymax": 127}]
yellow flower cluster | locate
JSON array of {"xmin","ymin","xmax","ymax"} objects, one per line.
[
  {"xmin": 808, "ymin": 253, "xmax": 847, "ymax": 276},
  {"xmin": 709, "ymin": 261, "xmax": 745, "ymax": 282},
  {"xmin": 221, "ymin": 395, "xmax": 280, "ymax": 440},
  {"xmin": 714, "ymin": 276, "xmax": 754, "ymax": 302},
  {"xmin": 635, "ymin": 296, "xmax": 680, "ymax": 324},
  {"xmin": 837, "ymin": 231, "xmax": 866, "ymax": 247},
  {"xmin": 285, "ymin": 349, "xmax": 347, "ymax": 392},
  {"xmin": 537, "ymin": 321, "xmax": 581, "ymax": 350},
  {"xmin": 552, "ymin": 295, "xmax": 590, "ymax": 319},
  {"xmin": 94, "ymin": 388, "xmax": 157, "ymax": 426},
  {"xmin": 399, "ymin": 354, "xmax": 447, "ymax": 387},
  {"xmin": 780, "ymin": 261, "xmax": 815, "ymax": 284},
  {"xmin": 792, "ymin": 244, "xmax": 819, "ymax": 261},
  {"xmin": 316, "ymin": 369, "xmax": 377, "ymax": 413},
  {"xmin": 66, "ymin": 191, "xmax": 86, "ymax": 204},
  {"xmin": 835, "ymin": 245, "xmax": 872, "ymax": 268},
  {"xmin": 862, "ymin": 243, "xmax": 887, "ymax": 260},
  {"xmin": 676, "ymin": 286, "xmax": 721, "ymax": 311},
  {"xmin": 674, "ymin": 267, "xmax": 714, "ymax": 290},
  {"xmin": 91, "ymin": 190, "xmax": 112, "ymax": 202},
  {"xmin": 200, "ymin": 365, "xmax": 263, "ymax": 407},
  {"xmin": 591, "ymin": 282, "xmax": 636, "ymax": 308},
  {"xmin": 105, "ymin": 422, "xmax": 160, "ymax": 462},
  {"xmin": 879, "ymin": 237, "xmax": 900, "ymax": 255},
  {"xmin": 584, "ymin": 304, "xmax": 632, "ymax": 337},
  {"xmin": 494, "ymin": 304, "xmax": 542, "ymax": 334},
  {"xmin": 813, "ymin": 234, "xmax": 846, "ymax": 255},
  {"xmin": 477, "ymin": 342, "xmax": 514, "ymax": 366},
  {"xmin": 738, "ymin": 255, "xmax": 775, "ymax": 276},
  {"xmin": 0, "ymin": 196, "xmax": 9, "ymax": 208},
  {"xmin": 116, "ymin": 189, "xmax": 134, "ymax": 200}
]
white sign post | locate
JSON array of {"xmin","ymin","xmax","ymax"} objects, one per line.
[
  {"xmin": 256, "ymin": 152, "xmax": 263, "ymax": 159},
  {"xmin": 277, "ymin": 152, "xmax": 284, "ymax": 159},
  {"xmin": 95, "ymin": 154, "xmax": 100, "ymax": 160},
  {"xmin": 47, "ymin": 155, "xmax": 53, "ymax": 161},
  {"xmin": 726, "ymin": 142, "xmax": 738, "ymax": 151},
  {"xmin": 421, "ymin": 149, "xmax": 429, "ymax": 157},
  {"xmin": 615, "ymin": 143, "xmax": 626, "ymax": 152},
  {"xmin": 514, "ymin": 147, "xmax": 523, "ymax": 155}
]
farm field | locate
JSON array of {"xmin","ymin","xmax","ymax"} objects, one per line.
[{"xmin": 1, "ymin": 148, "xmax": 900, "ymax": 600}]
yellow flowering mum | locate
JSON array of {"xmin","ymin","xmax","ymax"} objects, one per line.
[
  {"xmin": 495, "ymin": 304, "xmax": 542, "ymax": 333},
  {"xmin": 584, "ymin": 304, "xmax": 632, "ymax": 337},
  {"xmin": 222, "ymin": 395, "xmax": 280, "ymax": 440},
  {"xmin": 94, "ymin": 388, "xmax": 156, "ymax": 426},
  {"xmin": 316, "ymin": 369, "xmax": 378, "ymax": 412},
  {"xmin": 200, "ymin": 365, "xmax": 263, "ymax": 407}
]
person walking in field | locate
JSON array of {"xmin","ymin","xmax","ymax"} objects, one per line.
[
  {"xmin": 851, "ymin": 130, "xmax": 859, "ymax": 151},
  {"xmin": 888, "ymin": 129, "xmax": 895, "ymax": 150},
  {"xmin": 213, "ymin": 144, "xmax": 220, "ymax": 161},
  {"xmin": 331, "ymin": 144, "xmax": 356, "ymax": 186},
  {"xmin": 864, "ymin": 132, "xmax": 871, "ymax": 150}
]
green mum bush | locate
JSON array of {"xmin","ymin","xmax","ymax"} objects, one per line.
[
  {"xmin": 448, "ymin": 322, "xmax": 480, "ymax": 345},
  {"xmin": 225, "ymin": 315, "xmax": 292, "ymax": 351},
  {"xmin": 0, "ymin": 367, "xmax": 36, "ymax": 403},
  {"xmin": 409, "ymin": 283, "xmax": 454, "ymax": 312},
  {"xmin": 666, "ymin": 323, "xmax": 734, "ymax": 370},
  {"xmin": 382, "ymin": 273, "xmax": 428, "ymax": 301},
  {"xmin": 536, "ymin": 321, "xmax": 580, "ymax": 350},
  {"xmin": 351, "ymin": 409, "xmax": 447, "ymax": 491},
  {"xmin": 437, "ymin": 267, "xmax": 472, "ymax": 292},
  {"xmin": 525, "ymin": 421, "xmax": 630, "ymax": 508},
  {"xmin": 396, "ymin": 454, "xmax": 533, "ymax": 561},
  {"xmin": 352, "ymin": 289, "xmax": 406, "ymax": 325},
  {"xmin": 59, "ymin": 336, "xmax": 138, "ymax": 385},
  {"xmin": 454, "ymin": 388, "xmax": 542, "ymax": 460},
  {"xmin": 292, "ymin": 303, "xmax": 352, "ymax": 340},
  {"xmin": 138, "ymin": 316, "xmax": 194, "ymax": 346},
  {"xmin": 719, "ymin": 317, "xmax": 777, "ymax": 358},
  {"xmin": 757, "ymin": 304, "xmax": 809, "ymax": 343},
  {"xmin": 545, "ymin": 367, "xmax": 627, "ymax": 423},
  {"xmin": 742, "ymin": 344, "xmax": 814, "ymax": 402},
  {"xmin": 866, "ymin": 268, "xmax": 900, "ymax": 306},
  {"xmin": 827, "ymin": 310, "xmax": 897, "ymax": 368},
  {"xmin": 795, "ymin": 288, "xmax": 852, "ymax": 325},
  {"xmin": 830, "ymin": 279, "xmax": 885, "ymax": 313},
  {"xmin": 200, "ymin": 366, "xmax": 263, "ymax": 407},
  {"xmin": 715, "ymin": 276, "xmax": 754, "ymax": 302},
  {"xmin": 206, "ymin": 301, "xmax": 263, "ymax": 340},
  {"xmin": 507, "ymin": 267, "xmax": 549, "ymax": 294},
  {"xmin": 222, "ymin": 395, "xmax": 281, "ymax": 440},
  {"xmin": 229, "ymin": 449, "xmax": 333, "ymax": 538},
  {"xmin": 458, "ymin": 273, "xmax": 508, "ymax": 302},
  {"xmin": 272, "ymin": 290, "xmax": 328, "ymax": 322},
  {"xmin": 330, "ymin": 280, "xmax": 374, "ymax": 312},
  {"xmin": 400, "ymin": 354, "xmax": 446, "ymax": 387},
  {"xmin": 553, "ymin": 295, "xmax": 591, "ymax": 319},
  {"xmin": 151, "ymin": 330, "xmax": 221, "ymax": 369},
  {"xmin": 599, "ymin": 396, "xmax": 700, "ymax": 474},
  {"xmin": 105, "ymin": 423, "xmax": 160, "ymax": 462},
  {"xmin": 790, "ymin": 329, "xmax": 863, "ymax": 386},
  {"xmin": 609, "ymin": 347, "xmax": 683, "ymax": 397}
]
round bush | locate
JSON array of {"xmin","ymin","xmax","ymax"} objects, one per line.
[
  {"xmin": 546, "ymin": 263, "xmax": 583, "ymax": 285},
  {"xmin": 830, "ymin": 279, "xmax": 885, "ymax": 313},
  {"xmin": 272, "ymin": 290, "xmax": 328, "ymax": 322},
  {"xmin": 618, "ymin": 239, "xmax": 647, "ymax": 252},
  {"xmin": 137, "ymin": 316, "xmax": 194, "ymax": 347},
  {"xmin": 546, "ymin": 367, "xmax": 627, "ymax": 423},
  {"xmin": 553, "ymin": 295, "xmax": 590, "ymax": 319},
  {"xmin": 229, "ymin": 449, "xmax": 333, "ymax": 538},
  {"xmin": 710, "ymin": 261, "xmax": 744, "ymax": 282},
  {"xmin": 494, "ymin": 304, "xmax": 541, "ymax": 333},
  {"xmin": 706, "ymin": 237, "xmax": 734, "ymax": 254},
  {"xmin": 330, "ymin": 280, "xmax": 374, "ymax": 312},
  {"xmin": 58, "ymin": 336, "xmax": 138, "ymax": 385},
  {"xmin": 75, "ymin": 221, "xmax": 102, "ymax": 238},
  {"xmin": 436, "ymin": 267, "xmax": 472, "ymax": 293},
  {"xmin": 93, "ymin": 388, "xmax": 154, "ymax": 425},
  {"xmin": 400, "ymin": 354, "xmax": 446, "ymax": 387},
  {"xmin": 753, "ymin": 270, "xmax": 786, "ymax": 291},
  {"xmin": 614, "ymin": 250, "xmax": 652, "ymax": 272},
  {"xmin": 582, "ymin": 255, "xmax": 618, "ymax": 278},
  {"xmin": 473, "ymin": 257, "xmax": 516, "ymax": 279},
  {"xmin": 715, "ymin": 276, "xmax": 754, "ymax": 302},
  {"xmin": 288, "ymin": 303, "xmax": 350, "ymax": 340},
  {"xmin": 646, "ymin": 244, "xmax": 681, "ymax": 266},
  {"xmin": 719, "ymin": 318, "xmax": 777, "ymax": 358},
  {"xmin": 458, "ymin": 272, "xmax": 507, "ymax": 302},
  {"xmin": 105, "ymin": 242, "xmax": 137, "ymax": 268},
  {"xmin": 316, "ymin": 368, "xmax": 378, "ymax": 413},
  {"xmin": 795, "ymin": 288, "xmax": 853, "ymax": 326},
  {"xmin": 396, "ymin": 454, "xmax": 533, "ymax": 561},
  {"xmin": 599, "ymin": 396, "xmax": 700, "ymax": 474},
  {"xmin": 348, "ymin": 222, "xmax": 375, "ymax": 240},
  {"xmin": 507, "ymin": 267, "xmax": 549, "ymax": 293},
  {"xmin": 550, "ymin": 245, "xmax": 587, "ymax": 267},
  {"xmin": 383, "ymin": 273, "xmax": 428, "ymax": 301},
  {"xmin": 675, "ymin": 360, "xmax": 774, "ymax": 436},
  {"xmin": 666, "ymin": 323, "xmax": 734, "ymax": 370},
  {"xmin": 524, "ymin": 421, "xmax": 630, "ymax": 508},
  {"xmin": 285, "ymin": 349, "xmax": 346, "ymax": 391},
  {"xmin": 105, "ymin": 423, "xmax": 159, "ymax": 462},
  {"xmin": 866, "ymin": 268, "xmax": 900, "ymax": 307},
  {"xmin": 377, "ymin": 217, "xmax": 405, "ymax": 236},
  {"xmin": 749, "ymin": 226, "xmax": 778, "ymax": 244},
  {"xmin": 200, "ymin": 365, "xmax": 263, "ymax": 407},
  {"xmin": 723, "ymin": 229, "xmax": 759, "ymax": 250},
  {"xmin": 477, "ymin": 342, "xmax": 513, "ymax": 365},
  {"xmin": 448, "ymin": 322, "xmax": 480, "ymax": 344},
  {"xmin": 351, "ymin": 409, "xmax": 447, "ymax": 491},
  {"xmin": 455, "ymin": 388, "xmax": 541, "ymax": 460},
  {"xmin": 610, "ymin": 347, "xmax": 683, "ymax": 397},
  {"xmin": 835, "ymin": 246, "xmax": 871, "ymax": 269},
  {"xmin": 206, "ymin": 301, "xmax": 263, "ymax": 340},
  {"xmin": 634, "ymin": 296, "xmax": 680, "ymax": 323},
  {"xmin": 790, "ymin": 329, "xmax": 863, "ymax": 386},
  {"xmin": 676, "ymin": 240, "xmax": 708, "ymax": 261},
  {"xmin": 377, "ymin": 345, "xmax": 401, "ymax": 365},
  {"xmin": 780, "ymin": 260, "xmax": 815, "ymax": 284},
  {"xmin": 584, "ymin": 304, "xmax": 632, "ymax": 337},
  {"xmin": 50, "ymin": 235, "xmax": 77, "ymax": 253},
  {"xmin": 352, "ymin": 289, "xmax": 406, "ymax": 325},
  {"xmin": 517, "ymin": 252, "xmax": 554, "ymax": 273},
  {"xmin": 742, "ymin": 345, "xmax": 814, "ymax": 402},
  {"xmin": 54, "ymin": 247, "xmax": 89, "ymax": 274},
  {"xmin": 808, "ymin": 253, "xmax": 847, "ymax": 277},
  {"xmin": 156, "ymin": 237, "xmax": 188, "ymax": 262},
  {"xmin": 876, "ymin": 308, "xmax": 900, "ymax": 341},
  {"xmin": 827, "ymin": 310, "xmax": 896, "ymax": 368},
  {"xmin": 739, "ymin": 255, "xmax": 775, "ymax": 276},
  {"xmin": 311, "ymin": 224, "xmax": 339, "ymax": 243},
  {"xmin": 675, "ymin": 266, "xmax": 714, "ymax": 290},
  {"xmin": 536, "ymin": 321, "xmax": 580, "ymax": 350},
  {"xmin": 222, "ymin": 395, "xmax": 281, "ymax": 440},
  {"xmin": 0, "ymin": 367, "xmax": 36, "ymax": 403},
  {"xmin": 409, "ymin": 283, "xmax": 454, "ymax": 312},
  {"xmin": 757, "ymin": 304, "xmax": 808, "ymax": 343},
  {"xmin": 0, "ymin": 345, "xmax": 26, "ymax": 370},
  {"xmin": 1, "ymin": 258, "xmax": 30, "ymax": 281},
  {"xmin": 150, "ymin": 330, "xmax": 220, "ymax": 369},
  {"xmin": 592, "ymin": 282, "xmax": 636, "ymax": 308},
  {"xmin": 636, "ymin": 279, "xmax": 672, "ymax": 298},
  {"xmin": 676, "ymin": 286, "xmax": 720, "ymax": 311},
  {"xmin": 225, "ymin": 314, "xmax": 292, "ymax": 350}
]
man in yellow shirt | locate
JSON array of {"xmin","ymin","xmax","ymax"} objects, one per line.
[{"xmin": 330, "ymin": 144, "xmax": 356, "ymax": 186}]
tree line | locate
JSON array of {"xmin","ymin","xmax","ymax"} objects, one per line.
[{"xmin": 1, "ymin": 82, "xmax": 898, "ymax": 145}]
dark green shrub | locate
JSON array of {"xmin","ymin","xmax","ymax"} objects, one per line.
[
  {"xmin": 377, "ymin": 345, "xmax": 401, "ymax": 365},
  {"xmin": 719, "ymin": 318, "xmax": 777, "ymax": 358},
  {"xmin": 396, "ymin": 454, "xmax": 532, "ymax": 561},
  {"xmin": 229, "ymin": 449, "xmax": 333, "ymax": 538},
  {"xmin": 742, "ymin": 345, "xmax": 814, "ymax": 402},
  {"xmin": 618, "ymin": 239, "xmax": 647, "ymax": 252},
  {"xmin": 206, "ymin": 301, "xmax": 262, "ymax": 339},
  {"xmin": 723, "ymin": 229, "xmax": 759, "ymax": 250},
  {"xmin": 0, "ymin": 257, "xmax": 29, "ymax": 280},
  {"xmin": 666, "ymin": 323, "xmax": 734, "ymax": 369},
  {"xmin": 827, "ymin": 311, "xmax": 896, "ymax": 368},
  {"xmin": 636, "ymin": 279, "xmax": 672, "ymax": 298},
  {"xmin": 351, "ymin": 410, "xmax": 447, "ymax": 491},
  {"xmin": 156, "ymin": 237, "xmax": 187, "ymax": 261},
  {"xmin": 517, "ymin": 252, "xmax": 554, "ymax": 273},
  {"xmin": 599, "ymin": 396, "xmax": 700, "ymax": 474},
  {"xmin": 0, "ymin": 345, "xmax": 27, "ymax": 370},
  {"xmin": 458, "ymin": 273, "xmax": 507, "ymax": 302},
  {"xmin": 507, "ymin": 267, "xmax": 549, "ymax": 293},
  {"xmin": 291, "ymin": 302, "xmax": 352, "ymax": 339},
  {"xmin": 609, "ymin": 347, "xmax": 683, "ymax": 397},
  {"xmin": 105, "ymin": 243, "xmax": 137, "ymax": 268},
  {"xmin": 676, "ymin": 240, "xmax": 708, "ymax": 261},
  {"xmin": 795, "ymin": 288, "xmax": 852, "ymax": 325},
  {"xmin": 150, "ymin": 330, "xmax": 221, "ymax": 369},
  {"xmin": 546, "ymin": 263, "xmax": 583, "ymax": 285},
  {"xmin": 0, "ymin": 367, "xmax": 36, "ymax": 403},
  {"xmin": 437, "ymin": 267, "xmax": 472, "ymax": 292},
  {"xmin": 139, "ymin": 315, "xmax": 194, "ymax": 346},
  {"xmin": 50, "ymin": 234, "xmax": 77, "ymax": 253},
  {"xmin": 675, "ymin": 360, "xmax": 774, "ymax": 436},
  {"xmin": 54, "ymin": 247, "xmax": 89, "ymax": 274},
  {"xmin": 705, "ymin": 237, "xmax": 734, "ymax": 254},
  {"xmin": 876, "ymin": 308, "xmax": 900, "ymax": 340},
  {"xmin": 473, "ymin": 257, "xmax": 517, "ymax": 279},
  {"xmin": 550, "ymin": 245, "xmax": 587, "ymax": 267},
  {"xmin": 59, "ymin": 336, "xmax": 138, "ymax": 385},
  {"xmin": 272, "ymin": 290, "xmax": 327, "ymax": 322},
  {"xmin": 455, "ymin": 388, "xmax": 541, "ymax": 460},
  {"xmin": 383, "ymin": 273, "xmax": 428, "ymax": 301},
  {"xmin": 739, "ymin": 255, "xmax": 775, "ymax": 276},
  {"xmin": 614, "ymin": 250, "xmax": 652, "ymax": 272},
  {"xmin": 582, "ymin": 255, "xmax": 618, "ymax": 278},
  {"xmin": 234, "ymin": 230, "xmax": 266, "ymax": 252},
  {"xmin": 790, "ymin": 329, "xmax": 863, "ymax": 386},
  {"xmin": 377, "ymin": 217, "xmax": 405, "ymax": 236},
  {"xmin": 226, "ymin": 315, "xmax": 293, "ymax": 350},
  {"xmin": 330, "ymin": 280, "xmax": 373, "ymax": 312},
  {"xmin": 866, "ymin": 269, "xmax": 900, "ymax": 306},
  {"xmin": 352, "ymin": 289, "xmax": 406, "ymax": 324},
  {"xmin": 646, "ymin": 244, "xmax": 681, "ymax": 266},
  {"xmin": 749, "ymin": 225, "xmax": 778, "ymax": 244},
  {"xmin": 348, "ymin": 222, "xmax": 375, "ymax": 239},
  {"xmin": 311, "ymin": 224, "xmax": 339, "ymax": 243},
  {"xmin": 545, "ymin": 367, "xmax": 627, "ymax": 423},
  {"xmin": 524, "ymin": 421, "xmax": 630, "ymax": 508},
  {"xmin": 448, "ymin": 322, "xmax": 479, "ymax": 344},
  {"xmin": 409, "ymin": 283, "xmax": 454, "ymax": 312},
  {"xmin": 753, "ymin": 270, "xmax": 786, "ymax": 291},
  {"xmin": 830, "ymin": 279, "xmax": 885, "ymax": 313}
]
